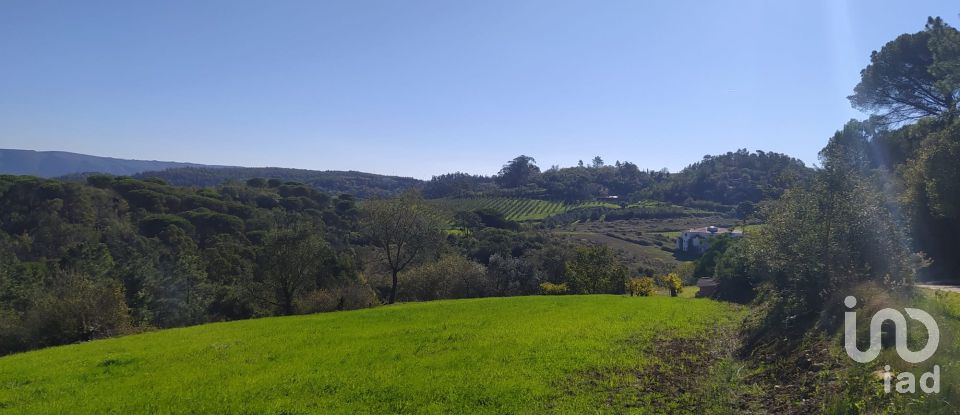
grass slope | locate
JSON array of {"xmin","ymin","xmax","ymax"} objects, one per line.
[{"xmin": 0, "ymin": 295, "xmax": 744, "ymax": 414}]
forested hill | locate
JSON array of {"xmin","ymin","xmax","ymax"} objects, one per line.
[
  {"xmin": 133, "ymin": 167, "xmax": 424, "ymax": 198},
  {"xmin": 0, "ymin": 149, "xmax": 215, "ymax": 177},
  {"xmin": 644, "ymin": 149, "xmax": 812, "ymax": 206},
  {"xmin": 3, "ymin": 148, "xmax": 811, "ymax": 204},
  {"xmin": 425, "ymin": 149, "xmax": 813, "ymax": 207}
]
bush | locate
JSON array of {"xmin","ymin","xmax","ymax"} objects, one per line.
[
  {"xmin": 299, "ymin": 282, "xmax": 378, "ymax": 313},
  {"xmin": 539, "ymin": 282, "xmax": 569, "ymax": 295},
  {"xmin": 21, "ymin": 273, "xmax": 131, "ymax": 350},
  {"xmin": 487, "ymin": 253, "xmax": 539, "ymax": 296},
  {"xmin": 399, "ymin": 255, "xmax": 492, "ymax": 301},
  {"xmin": 564, "ymin": 246, "xmax": 629, "ymax": 294},
  {"xmin": 658, "ymin": 273, "xmax": 683, "ymax": 297},
  {"xmin": 625, "ymin": 277, "xmax": 656, "ymax": 297}
]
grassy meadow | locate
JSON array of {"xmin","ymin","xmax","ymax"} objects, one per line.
[{"xmin": 0, "ymin": 295, "xmax": 744, "ymax": 414}]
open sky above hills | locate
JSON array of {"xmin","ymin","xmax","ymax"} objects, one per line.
[{"xmin": 2, "ymin": 1, "xmax": 958, "ymax": 178}]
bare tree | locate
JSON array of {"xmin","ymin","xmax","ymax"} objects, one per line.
[{"xmin": 362, "ymin": 193, "xmax": 444, "ymax": 304}]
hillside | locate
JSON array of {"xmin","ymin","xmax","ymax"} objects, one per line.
[
  {"xmin": 642, "ymin": 149, "xmax": 813, "ymax": 206},
  {"xmin": 423, "ymin": 150, "xmax": 811, "ymax": 208},
  {"xmin": 133, "ymin": 166, "xmax": 423, "ymax": 198},
  {"xmin": 0, "ymin": 149, "xmax": 215, "ymax": 178},
  {"xmin": 427, "ymin": 197, "xmax": 621, "ymax": 222},
  {"xmin": 0, "ymin": 295, "xmax": 746, "ymax": 414},
  {"xmin": 1, "ymin": 148, "xmax": 808, "ymax": 205}
]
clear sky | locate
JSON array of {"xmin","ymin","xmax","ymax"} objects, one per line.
[{"xmin": 1, "ymin": 1, "xmax": 958, "ymax": 179}]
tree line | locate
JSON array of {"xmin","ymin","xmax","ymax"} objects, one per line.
[
  {"xmin": 0, "ymin": 173, "xmax": 668, "ymax": 355},
  {"xmin": 424, "ymin": 149, "xmax": 812, "ymax": 209},
  {"xmin": 699, "ymin": 17, "xmax": 959, "ymax": 324}
]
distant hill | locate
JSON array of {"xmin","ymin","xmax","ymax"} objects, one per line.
[
  {"xmin": 0, "ymin": 149, "xmax": 422, "ymax": 198},
  {"xmin": 2, "ymin": 148, "xmax": 810, "ymax": 202},
  {"xmin": 133, "ymin": 166, "xmax": 423, "ymax": 198},
  {"xmin": 423, "ymin": 149, "xmax": 813, "ymax": 207},
  {"xmin": 644, "ymin": 149, "xmax": 813, "ymax": 206},
  {"xmin": 0, "ymin": 149, "xmax": 214, "ymax": 177}
]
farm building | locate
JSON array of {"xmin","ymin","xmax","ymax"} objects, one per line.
[
  {"xmin": 695, "ymin": 278, "xmax": 719, "ymax": 298},
  {"xmin": 675, "ymin": 225, "xmax": 743, "ymax": 254}
]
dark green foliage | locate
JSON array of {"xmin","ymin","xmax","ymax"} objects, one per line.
[
  {"xmin": 712, "ymin": 239, "xmax": 757, "ymax": 303},
  {"xmin": 486, "ymin": 253, "xmax": 540, "ymax": 296},
  {"xmin": 0, "ymin": 173, "xmax": 361, "ymax": 355},
  {"xmin": 849, "ymin": 17, "xmax": 960, "ymax": 124},
  {"xmin": 423, "ymin": 172, "xmax": 496, "ymax": 198},
  {"xmin": 180, "ymin": 209, "xmax": 244, "ymax": 241},
  {"xmin": 901, "ymin": 118, "xmax": 960, "ymax": 277},
  {"xmin": 693, "ymin": 235, "xmax": 736, "ymax": 278},
  {"xmin": 125, "ymin": 189, "xmax": 169, "ymax": 211},
  {"xmin": 564, "ymin": 245, "xmax": 631, "ymax": 294},
  {"xmin": 743, "ymin": 123, "xmax": 915, "ymax": 314},
  {"xmin": 822, "ymin": 17, "xmax": 960, "ymax": 278},
  {"xmin": 496, "ymin": 155, "xmax": 540, "ymax": 188},
  {"xmin": 251, "ymin": 225, "xmax": 334, "ymax": 315},
  {"xmin": 424, "ymin": 152, "xmax": 810, "ymax": 208},
  {"xmin": 473, "ymin": 208, "xmax": 519, "ymax": 230},
  {"xmin": 643, "ymin": 149, "xmax": 811, "ymax": 206},
  {"xmin": 140, "ymin": 214, "xmax": 195, "ymax": 237},
  {"xmin": 132, "ymin": 167, "xmax": 422, "ymax": 198},
  {"xmin": 245, "ymin": 177, "xmax": 267, "ymax": 188},
  {"xmin": 457, "ymin": 227, "xmax": 546, "ymax": 264}
]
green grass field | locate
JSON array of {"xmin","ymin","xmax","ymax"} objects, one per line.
[
  {"xmin": 0, "ymin": 295, "xmax": 744, "ymax": 414},
  {"xmin": 428, "ymin": 198, "xmax": 621, "ymax": 222}
]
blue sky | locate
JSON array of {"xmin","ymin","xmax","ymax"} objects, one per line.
[{"xmin": 1, "ymin": 1, "xmax": 957, "ymax": 179}]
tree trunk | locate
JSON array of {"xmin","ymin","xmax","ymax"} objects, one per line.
[
  {"xmin": 282, "ymin": 289, "xmax": 295, "ymax": 315},
  {"xmin": 389, "ymin": 269, "xmax": 398, "ymax": 304}
]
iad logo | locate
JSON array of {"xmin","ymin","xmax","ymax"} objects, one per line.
[{"xmin": 843, "ymin": 296, "xmax": 941, "ymax": 394}]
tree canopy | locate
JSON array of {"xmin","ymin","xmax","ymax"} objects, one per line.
[{"xmin": 849, "ymin": 17, "xmax": 960, "ymax": 124}]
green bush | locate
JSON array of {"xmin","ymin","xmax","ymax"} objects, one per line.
[{"xmin": 398, "ymin": 255, "xmax": 492, "ymax": 301}]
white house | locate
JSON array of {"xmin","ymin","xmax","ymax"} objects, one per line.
[{"xmin": 675, "ymin": 226, "xmax": 743, "ymax": 254}]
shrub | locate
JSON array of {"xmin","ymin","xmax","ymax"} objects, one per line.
[
  {"xmin": 299, "ymin": 282, "xmax": 378, "ymax": 313},
  {"xmin": 539, "ymin": 282, "xmax": 569, "ymax": 295},
  {"xmin": 487, "ymin": 253, "xmax": 539, "ymax": 296},
  {"xmin": 658, "ymin": 273, "xmax": 683, "ymax": 297},
  {"xmin": 626, "ymin": 277, "xmax": 656, "ymax": 297},
  {"xmin": 399, "ymin": 255, "xmax": 492, "ymax": 301},
  {"xmin": 565, "ymin": 245, "xmax": 629, "ymax": 294},
  {"xmin": 21, "ymin": 273, "xmax": 131, "ymax": 349}
]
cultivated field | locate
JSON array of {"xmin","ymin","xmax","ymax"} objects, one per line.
[
  {"xmin": 554, "ymin": 216, "xmax": 737, "ymax": 274},
  {"xmin": 0, "ymin": 295, "xmax": 745, "ymax": 414},
  {"xmin": 427, "ymin": 198, "xmax": 620, "ymax": 221}
]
